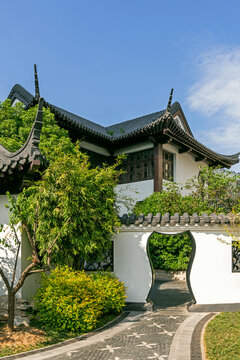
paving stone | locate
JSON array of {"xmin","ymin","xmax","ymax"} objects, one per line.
[{"xmin": 50, "ymin": 312, "xmax": 188, "ymax": 360}]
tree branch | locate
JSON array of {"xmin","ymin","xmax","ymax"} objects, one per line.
[
  {"xmin": 26, "ymin": 268, "xmax": 50, "ymax": 276},
  {"xmin": 22, "ymin": 223, "xmax": 34, "ymax": 250},
  {"xmin": 11, "ymin": 241, "xmax": 20, "ymax": 290},
  {"xmin": 13, "ymin": 261, "xmax": 37, "ymax": 295},
  {"xmin": 22, "ymin": 223, "xmax": 40, "ymax": 263},
  {"xmin": 0, "ymin": 267, "xmax": 11, "ymax": 292}
]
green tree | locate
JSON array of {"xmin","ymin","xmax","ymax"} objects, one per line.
[
  {"xmin": 185, "ymin": 166, "xmax": 240, "ymax": 214},
  {"xmin": 0, "ymin": 99, "xmax": 75, "ymax": 161},
  {"xmin": 133, "ymin": 181, "xmax": 209, "ymax": 216},
  {"xmin": 0, "ymin": 146, "xmax": 123, "ymax": 331},
  {"xmin": 149, "ymin": 233, "xmax": 192, "ymax": 271},
  {"xmin": 134, "ymin": 168, "xmax": 240, "ymax": 271}
]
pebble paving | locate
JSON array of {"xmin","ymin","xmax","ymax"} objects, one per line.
[{"xmin": 50, "ymin": 280, "xmax": 191, "ymax": 360}]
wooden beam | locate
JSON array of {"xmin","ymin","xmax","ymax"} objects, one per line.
[
  {"xmin": 154, "ymin": 143, "xmax": 163, "ymax": 192},
  {"xmin": 178, "ymin": 147, "xmax": 192, "ymax": 154},
  {"xmin": 178, "ymin": 146, "xmax": 189, "ymax": 154},
  {"xmin": 195, "ymin": 156, "xmax": 206, "ymax": 162}
]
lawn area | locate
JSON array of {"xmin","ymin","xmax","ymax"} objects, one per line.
[
  {"xmin": 204, "ymin": 312, "xmax": 240, "ymax": 360},
  {"xmin": 0, "ymin": 313, "xmax": 118, "ymax": 357}
]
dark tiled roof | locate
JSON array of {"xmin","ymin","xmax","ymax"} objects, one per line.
[
  {"xmin": 8, "ymin": 85, "xmax": 183, "ymax": 140},
  {"xmin": 8, "ymin": 84, "xmax": 35, "ymax": 106},
  {"xmin": 0, "ymin": 98, "xmax": 44, "ymax": 181},
  {"xmin": 106, "ymin": 109, "xmax": 166, "ymax": 137},
  {"xmin": 106, "ymin": 102, "xmax": 189, "ymax": 138},
  {"xmin": 45, "ymin": 103, "xmax": 109, "ymax": 137},
  {"xmin": 7, "ymin": 84, "xmax": 240, "ymax": 168},
  {"xmin": 120, "ymin": 212, "xmax": 238, "ymax": 227}
]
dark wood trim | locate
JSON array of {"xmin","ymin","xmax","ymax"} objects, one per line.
[
  {"xmin": 154, "ymin": 143, "xmax": 163, "ymax": 192},
  {"xmin": 195, "ymin": 156, "xmax": 206, "ymax": 162},
  {"xmin": 178, "ymin": 146, "xmax": 190, "ymax": 154}
]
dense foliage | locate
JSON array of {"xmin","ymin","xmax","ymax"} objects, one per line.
[
  {"xmin": 133, "ymin": 182, "xmax": 209, "ymax": 216},
  {"xmin": 34, "ymin": 266, "xmax": 126, "ymax": 332},
  {"xmin": 0, "ymin": 99, "xmax": 75, "ymax": 161},
  {"xmin": 135, "ymin": 171, "xmax": 240, "ymax": 271},
  {"xmin": 9, "ymin": 146, "xmax": 123, "ymax": 270},
  {"xmin": 186, "ymin": 166, "xmax": 240, "ymax": 214},
  {"xmin": 0, "ymin": 99, "xmax": 125, "ymax": 331},
  {"xmin": 149, "ymin": 233, "xmax": 192, "ymax": 271}
]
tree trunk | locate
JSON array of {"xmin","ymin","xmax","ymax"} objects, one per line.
[{"xmin": 7, "ymin": 291, "xmax": 15, "ymax": 332}]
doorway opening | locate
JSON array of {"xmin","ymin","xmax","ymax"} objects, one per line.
[{"xmin": 147, "ymin": 231, "xmax": 195, "ymax": 310}]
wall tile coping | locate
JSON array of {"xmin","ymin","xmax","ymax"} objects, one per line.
[{"xmin": 119, "ymin": 212, "xmax": 240, "ymax": 227}]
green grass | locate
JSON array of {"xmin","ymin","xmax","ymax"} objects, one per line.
[
  {"xmin": 0, "ymin": 312, "xmax": 118, "ymax": 357},
  {"xmin": 204, "ymin": 312, "xmax": 240, "ymax": 360}
]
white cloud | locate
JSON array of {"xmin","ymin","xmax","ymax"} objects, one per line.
[{"xmin": 187, "ymin": 47, "xmax": 240, "ymax": 153}]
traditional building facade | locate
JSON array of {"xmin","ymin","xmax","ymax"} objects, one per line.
[
  {"xmin": 0, "ymin": 66, "xmax": 240, "ymax": 301},
  {"xmin": 3, "ymin": 66, "xmax": 240, "ymax": 210}
]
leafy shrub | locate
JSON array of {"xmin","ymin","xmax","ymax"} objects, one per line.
[
  {"xmin": 34, "ymin": 266, "xmax": 126, "ymax": 333},
  {"xmin": 149, "ymin": 233, "xmax": 192, "ymax": 271},
  {"xmin": 186, "ymin": 166, "xmax": 240, "ymax": 214},
  {"xmin": 133, "ymin": 183, "xmax": 210, "ymax": 216}
]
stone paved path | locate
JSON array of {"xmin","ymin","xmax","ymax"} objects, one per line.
[
  {"xmin": 148, "ymin": 279, "xmax": 192, "ymax": 310},
  {"xmin": 50, "ymin": 311, "xmax": 188, "ymax": 360},
  {"xmin": 46, "ymin": 280, "xmax": 192, "ymax": 360}
]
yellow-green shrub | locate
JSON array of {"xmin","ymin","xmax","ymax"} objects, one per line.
[{"xmin": 34, "ymin": 266, "xmax": 126, "ymax": 333}]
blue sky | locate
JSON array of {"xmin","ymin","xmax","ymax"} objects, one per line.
[{"xmin": 1, "ymin": 0, "xmax": 240, "ymax": 171}]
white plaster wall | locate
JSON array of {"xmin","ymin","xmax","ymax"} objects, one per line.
[
  {"xmin": 114, "ymin": 227, "xmax": 240, "ymax": 305},
  {"xmin": 0, "ymin": 195, "xmax": 21, "ymax": 297},
  {"xmin": 114, "ymin": 142, "xmax": 154, "ymax": 215},
  {"xmin": 116, "ymin": 180, "xmax": 154, "ymax": 216},
  {"xmin": 12, "ymin": 99, "xmax": 21, "ymax": 106},
  {"xmin": 190, "ymin": 231, "xmax": 240, "ymax": 304},
  {"xmin": 115, "ymin": 142, "xmax": 208, "ymax": 215},
  {"xmin": 114, "ymin": 231, "xmax": 152, "ymax": 302},
  {"xmin": 163, "ymin": 143, "xmax": 207, "ymax": 194}
]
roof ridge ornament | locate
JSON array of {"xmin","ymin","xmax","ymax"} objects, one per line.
[
  {"xmin": 34, "ymin": 64, "xmax": 40, "ymax": 101},
  {"xmin": 166, "ymin": 88, "xmax": 174, "ymax": 112}
]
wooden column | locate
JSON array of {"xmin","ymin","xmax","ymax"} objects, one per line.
[{"xmin": 154, "ymin": 143, "xmax": 163, "ymax": 192}]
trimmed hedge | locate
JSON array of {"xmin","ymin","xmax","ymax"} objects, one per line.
[{"xmin": 34, "ymin": 266, "xmax": 126, "ymax": 333}]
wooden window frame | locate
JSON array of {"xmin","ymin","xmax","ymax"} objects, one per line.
[
  {"xmin": 118, "ymin": 149, "xmax": 154, "ymax": 184},
  {"xmin": 162, "ymin": 150, "xmax": 174, "ymax": 181}
]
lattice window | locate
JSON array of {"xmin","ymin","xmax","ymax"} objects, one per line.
[
  {"xmin": 84, "ymin": 241, "xmax": 114, "ymax": 271},
  {"xmin": 119, "ymin": 149, "xmax": 154, "ymax": 184},
  {"xmin": 232, "ymin": 242, "xmax": 240, "ymax": 272},
  {"xmin": 163, "ymin": 150, "xmax": 174, "ymax": 181}
]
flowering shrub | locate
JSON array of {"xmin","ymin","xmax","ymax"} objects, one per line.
[{"xmin": 34, "ymin": 266, "xmax": 126, "ymax": 333}]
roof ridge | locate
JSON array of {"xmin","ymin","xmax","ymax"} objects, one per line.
[{"xmin": 106, "ymin": 102, "xmax": 180, "ymax": 130}]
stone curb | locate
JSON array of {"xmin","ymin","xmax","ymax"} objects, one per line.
[
  {"xmin": 200, "ymin": 313, "xmax": 218, "ymax": 360},
  {"xmin": 168, "ymin": 312, "xmax": 211, "ymax": 360},
  {"xmin": 191, "ymin": 313, "xmax": 215, "ymax": 360},
  {"xmin": 0, "ymin": 311, "xmax": 130, "ymax": 360}
]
